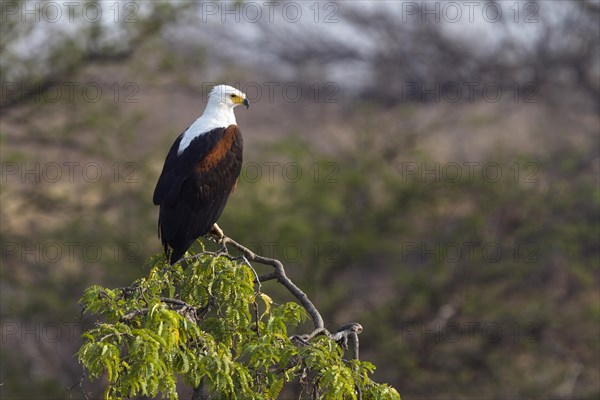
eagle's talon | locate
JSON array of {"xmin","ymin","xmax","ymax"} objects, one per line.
[
  {"xmin": 209, "ymin": 224, "xmax": 229, "ymax": 253},
  {"xmin": 210, "ymin": 223, "xmax": 225, "ymax": 240}
]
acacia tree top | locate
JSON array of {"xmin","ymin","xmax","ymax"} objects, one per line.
[{"xmin": 77, "ymin": 237, "xmax": 401, "ymax": 399}]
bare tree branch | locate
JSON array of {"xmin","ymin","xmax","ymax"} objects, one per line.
[{"xmin": 219, "ymin": 235, "xmax": 325, "ymax": 330}]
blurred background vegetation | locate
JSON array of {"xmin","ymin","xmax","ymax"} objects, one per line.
[{"xmin": 1, "ymin": 0, "xmax": 598, "ymax": 398}]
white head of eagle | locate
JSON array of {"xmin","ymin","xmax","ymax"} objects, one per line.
[{"xmin": 153, "ymin": 84, "xmax": 249, "ymax": 265}]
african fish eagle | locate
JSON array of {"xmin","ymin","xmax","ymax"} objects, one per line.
[{"xmin": 153, "ymin": 84, "xmax": 249, "ymax": 265}]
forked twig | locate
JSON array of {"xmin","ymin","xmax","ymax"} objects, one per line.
[{"xmin": 220, "ymin": 235, "xmax": 326, "ymax": 330}]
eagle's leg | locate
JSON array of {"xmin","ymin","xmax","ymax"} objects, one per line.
[
  {"xmin": 210, "ymin": 223, "xmax": 224, "ymax": 239},
  {"xmin": 210, "ymin": 223, "xmax": 228, "ymax": 253}
]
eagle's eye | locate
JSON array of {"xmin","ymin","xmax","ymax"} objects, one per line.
[{"xmin": 230, "ymin": 94, "xmax": 236, "ymax": 98}]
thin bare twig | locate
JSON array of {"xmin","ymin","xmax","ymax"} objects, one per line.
[
  {"xmin": 66, "ymin": 374, "xmax": 89, "ymax": 400},
  {"xmin": 220, "ymin": 235, "xmax": 325, "ymax": 330}
]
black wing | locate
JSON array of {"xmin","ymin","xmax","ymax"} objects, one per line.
[
  {"xmin": 153, "ymin": 126, "xmax": 220, "ymax": 207},
  {"xmin": 154, "ymin": 125, "xmax": 243, "ymax": 264}
]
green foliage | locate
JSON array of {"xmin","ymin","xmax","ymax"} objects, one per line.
[{"xmin": 78, "ymin": 251, "xmax": 400, "ymax": 399}]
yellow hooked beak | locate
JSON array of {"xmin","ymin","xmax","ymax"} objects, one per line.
[{"xmin": 232, "ymin": 95, "xmax": 249, "ymax": 109}]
